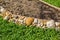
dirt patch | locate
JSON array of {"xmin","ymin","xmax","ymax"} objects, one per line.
[
  {"xmin": 0, "ymin": 0, "xmax": 41, "ymax": 18},
  {"xmin": 0, "ymin": 0, "xmax": 60, "ymax": 22}
]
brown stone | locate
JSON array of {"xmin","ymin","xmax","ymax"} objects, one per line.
[
  {"xmin": 18, "ymin": 16, "xmax": 25, "ymax": 20},
  {"xmin": 25, "ymin": 17, "xmax": 34, "ymax": 26},
  {"xmin": 55, "ymin": 22, "xmax": 60, "ymax": 27}
]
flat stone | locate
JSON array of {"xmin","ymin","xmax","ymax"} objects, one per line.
[
  {"xmin": 19, "ymin": 20, "xmax": 24, "ymax": 24},
  {"xmin": 3, "ymin": 16, "xmax": 9, "ymax": 20},
  {"xmin": 32, "ymin": 18, "xmax": 38, "ymax": 26},
  {"xmin": 2, "ymin": 11, "xmax": 12, "ymax": 19},
  {"xmin": 0, "ymin": 6, "xmax": 5, "ymax": 13},
  {"xmin": 46, "ymin": 20, "xmax": 55, "ymax": 28},
  {"xmin": 14, "ymin": 19, "xmax": 20, "ymax": 24},
  {"xmin": 6, "ymin": 11, "xmax": 12, "ymax": 16},
  {"xmin": 8, "ymin": 19, "xmax": 14, "ymax": 22},
  {"xmin": 25, "ymin": 17, "xmax": 34, "ymax": 26}
]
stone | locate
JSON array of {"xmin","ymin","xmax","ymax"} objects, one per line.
[
  {"xmin": 25, "ymin": 17, "xmax": 34, "ymax": 26},
  {"xmin": 15, "ymin": 19, "xmax": 20, "ymax": 24},
  {"xmin": 19, "ymin": 20, "xmax": 24, "ymax": 24},
  {"xmin": 0, "ymin": 6, "xmax": 5, "ymax": 13},
  {"xmin": 8, "ymin": 19, "xmax": 14, "ymax": 22},
  {"xmin": 5, "ymin": 11, "xmax": 12, "ymax": 16},
  {"xmin": 46, "ymin": 20, "xmax": 55, "ymax": 28},
  {"xmin": 18, "ymin": 16, "xmax": 25, "ymax": 20},
  {"xmin": 55, "ymin": 22, "xmax": 60, "ymax": 27},
  {"xmin": 4, "ymin": 16, "xmax": 9, "ymax": 20},
  {"xmin": 32, "ymin": 18, "xmax": 38, "ymax": 26},
  {"xmin": 2, "ymin": 11, "xmax": 12, "ymax": 19},
  {"xmin": 1, "ymin": 11, "xmax": 6, "ymax": 17},
  {"xmin": 33, "ymin": 18, "xmax": 38, "ymax": 24}
]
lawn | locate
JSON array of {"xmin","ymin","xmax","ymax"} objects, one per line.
[
  {"xmin": 43, "ymin": 0, "xmax": 60, "ymax": 7},
  {"xmin": 0, "ymin": 16, "xmax": 60, "ymax": 40}
]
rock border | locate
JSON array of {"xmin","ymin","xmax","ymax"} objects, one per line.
[{"xmin": 0, "ymin": 7, "xmax": 60, "ymax": 29}]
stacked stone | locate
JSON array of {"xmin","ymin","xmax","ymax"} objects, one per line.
[{"xmin": 0, "ymin": 6, "xmax": 60, "ymax": 29}]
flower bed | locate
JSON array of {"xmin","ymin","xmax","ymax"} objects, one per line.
[
  {"xmin": 0, "ymin": 0, "xmax": 60, "ymax": 40},
  {"xmin": 0, "ymin": 0, "xmax": 60, "ymax": 22},
  {"xmin": 0, "ymin": 7, "xmax": 60, "ymax": 29}
]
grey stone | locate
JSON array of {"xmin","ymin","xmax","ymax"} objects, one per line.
[{"xmin": 46, "ymin": 20, "xmax": 55, "ymax": 28}]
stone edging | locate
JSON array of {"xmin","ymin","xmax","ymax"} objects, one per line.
[{"xmin": 0, "ymin": 7, "xmax": 60, "ymax": 29}]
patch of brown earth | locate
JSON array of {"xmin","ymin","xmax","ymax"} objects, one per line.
[{"xmin": 0, "ymin": 0, "xmax": 60, "ymax": 22}]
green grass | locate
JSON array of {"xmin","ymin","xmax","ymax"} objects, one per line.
[
  {"xmin": 0, "ymin": 16, "xmax": 60, "ymax": 40},
  {"xmin": 43, "ymin": 0, "xmax": 60, "ymax": 7}
]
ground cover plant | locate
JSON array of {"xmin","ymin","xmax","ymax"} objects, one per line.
[
  {"xmin": 0, "ymin": 16, "xmax": 60, "ymax": 40},
  {"xmin": 43, "ymin": 0, "xmax": 60, "ymax": 7}
]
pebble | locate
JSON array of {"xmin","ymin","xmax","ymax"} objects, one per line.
[
  {"xmin": 25, "ymin": 17, "xmax": 34, "ymax": 26},
  {"xmin": 0, "ymin": 6, "xmax": 5, "ymax": 13},
  {"xmin": 18, "ymin": 19, "xmax": 24, "ymax": 24},
  {"xmin": 18, "ymin": 16, "xmax": 25, "ymax": 20},
  {"xmin": 5, "ymin": 11, "xmax": 12, "ymax": 16},
  {"xmin": 55, "ymin": 22, "xmax": 60, "ymax": 27},
  {"xmin": 32, "ymin": 18, "xmax": 38, "ymax": 26},
  {"xmin": 4, "ymin": 16, "xmax": 9, "ymax": 20},
  {"xmin": 15, "ymin": 19, "xmax": 20, "ymax": 24},
  {"xmin": 8, "ymin": 19, "xmax": 14, "ymax": 22},
  {"xmin": 2, "ymin": 11, "xmax": 12, "ymax": 19},
  {"xmin": 46, "ymin": 20, "xmax": 55, "ymax": 28},
  {"xmin": 33, "ymin": 18, "xmax": 38, "ymax": 24}
]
